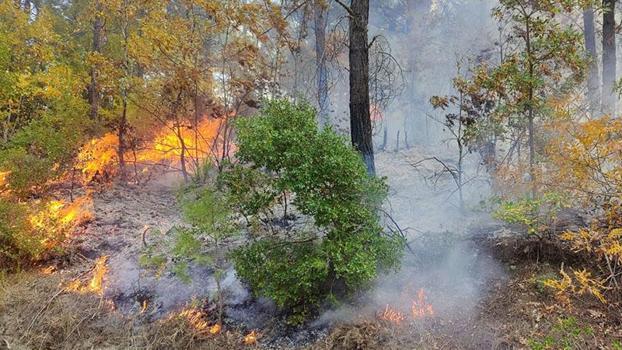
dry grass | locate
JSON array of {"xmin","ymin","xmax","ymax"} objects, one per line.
[{"xmin": 0, "ymin": 269, "xmax": 249, "ymax": 350}]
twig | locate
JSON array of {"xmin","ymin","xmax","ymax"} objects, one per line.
[
  {"xmin": 333, "ymin": 0, "xmax": 354, "ymax": 16},
  {"xmin": 379, "ymin": 208, "xmax": 415, "ymax": 255},
  {"xmin": 22, "ymin": 288, "xmax": 65, "ymax": 339},
  {"xmin": 142, "ymin": 226, "xmax": 151, "ymax": 248}
]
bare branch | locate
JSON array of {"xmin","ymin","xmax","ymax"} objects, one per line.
[{"xmin": 333, "ymin": 0, "xmax": 354, "ymax": 16}]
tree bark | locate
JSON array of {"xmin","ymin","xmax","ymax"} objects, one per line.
[
  {"xmin": 89, "ymin": 3, "xmax": 104, "ymax": 121},
  {"xmin": 602, "ymin": 0, "xmax": 617, "ymax": 117},
  {"xmin": 347, "ymin": 0, "xmax": 375, "ymax": 175},
  {"xmin": 583, "ymin": 6, "xmax": 600, "ymax": 117},
  {"xmin": 314, "ymin": 0, "xmax": 330, "ymax": 128}
]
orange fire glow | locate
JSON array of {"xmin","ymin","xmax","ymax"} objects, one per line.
[
  {"xmin": 243, "ymin": 330, "xmax": 259, "ymax": 345},
  {"xmin": 140, "ymin": 300, "xmax": 149, "ymax": 314},
  {"xmin": 0, "ymin": 170, "xmax": 10, "ymax": 189},
  {"xmin": 29, "ymin": 195, "xmax": 93, "ymax": 250},
  {"xmin": 178, "ymin": 307, "xmax": 209, "ymax": 333},
  {"xmin": 411, "ymin": 289, "xmax": 434, "ymax": 318},
  {"xmin": 65, "ymin": 256, "xmax": 109, "ymax": 295},
  {"xmin": 378, "ymin": 304, "xmax": 406, "ymax": 324},
  {"xmin": 377, "ymin": 288, "xmax": 435, "ymax": 325},
  {"xmin": 77, "ymin": 132, "xmax": 119, "ymax": 181},
  {"xmin": 209, "ymin": 323, "xmax": 222, "ymax": 335},
  {"xmin": 77, "ymin": 117, "xmax": 228, "ymax": 182}
]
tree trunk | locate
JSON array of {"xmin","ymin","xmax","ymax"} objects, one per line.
[
  {"xmin": 314, "ymin": 0, "xmax": 330, "ymax": 127},
  {"xmin": 118, "ymin": 98, "xmax": 127, "ymax": 179},
  {"xmin": 583, "ymin": 6, "xmax": 600, "ymax": 117},
  {"xmin": 348, "ymin": 0, "xmax": 375, "ymax": 175},
  {"xmin": 89, "ymin": 3, "xmax": 103, "ymax": 121},
  {"xmin": 602, "ymin": 0, "xmax": 617, "ymax": 117},
  {"xmin": 526, "ymin": 16, "xmax": 537, "ymax": 198}
]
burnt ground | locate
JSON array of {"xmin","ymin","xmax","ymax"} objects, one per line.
[{"xmin": 2, "ymin": 152, "xmax": 622, "ymax": 349}]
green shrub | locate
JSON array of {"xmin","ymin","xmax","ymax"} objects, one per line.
[
  {"xmin": 222, "ymin": 99, "xmax": 404, "ymax": 319},
  {"xmin": 493, "ymin": 192, "xmax": 568, "ymax": 237}
]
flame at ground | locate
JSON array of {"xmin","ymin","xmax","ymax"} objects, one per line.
[
  {"xmin": 411, "ymin": 289, "xmax": 435, "ymax": 318},
  {"xmin": 377, "ymin": 288, "xmax": 435, "ymax": 325},
  {"xmin": 77, "ymin": 117, "xmax": 228, "ymax": 182},
  {"xmin": 209, "ymin": 323, "xmax": 222, "ymax": 335},
  {"xmin": 29, "ymin": 195, "xmax": 93, "ymax": 250},
  {"xmin": 178, "ymin": 307, "xmax": 210, "ymax": 333},
  {"xmin": 66, "ymin": 256, "xmax": 109, "ymax": 295},
  {"xmin": 378, "ymin": 304, "xmax": 406, "ymax": 325},
  {"xmin": 243, "ymin": 330, "xmax": 259, "ymax": 345},
  {"xmin": 77, "ymin": 133, "xmax": 119, "ymax": 181},
  {"xmin": 0, "ymin": 170, "xmax": 10, "ymax": 189}
]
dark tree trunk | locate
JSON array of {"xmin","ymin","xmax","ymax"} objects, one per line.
[
  {"xmin": 602, "ymin": 0, "xmax": 617, "ymax": 117},
  {"xmin": 89, "ymin": 4, "xmax": 103, "ymax": 121},
  {"xmin": 583, "ymin": 6, "xmax": 600, "ymax": 116},
  {"xmin": 348, "ymin": 0, "xmax": 375, "ymax": 175},
  {"xmin": 314, "ymin": 0, "xmax": 330, "ymax": 127}
]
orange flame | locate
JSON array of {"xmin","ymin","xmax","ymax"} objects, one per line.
[
  {"xmin": 243, "ymin": 330, "xmax": 259, "ymax": 345},
  {"xmin": 140, "ymin": 300, "xmax": 149, "ymax": 314},
  {"xmin": 0, "ymin": 170, "xmax": 10, "ymax": 189},
  {"xmin": 209, "ymin": 323, "xmax": 222, "ymax": 335},
  {"xmin": 378, "ymin": 304, "xmax": 406, "ymax": 324},
  {"xmin": 411, "ymin": 289, "xmax": 434, "ymax": 319},
  {"xmin": 29, "ymin": 195, "xmax": 93, "ymax": 250},
  {"xmin": 178, "ymin": 307, "xmax": 210, "ymax": 333},
  {"xmin": 77, "ymin": 117, "xmax": 228, "ymax": 182},
  {"xmin": 77, "ymin": 133, "xmax": 119, "ymax": 181},
  {"xmin": 65, "ymin": 256, "xmax": 109, "ymax": 295}
]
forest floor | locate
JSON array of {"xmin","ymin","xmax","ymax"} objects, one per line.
[{"xmin": 1, "ymin": 150, "xmax": 621, "ymax": 349}]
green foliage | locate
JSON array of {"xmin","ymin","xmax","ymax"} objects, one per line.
[
  {"xmin": 231, "ymin": 238, "xmax": 329, "ymax": 314},
  {"xmin": 140, "ymin": 180, "xmax": 236, "ymax": 284},
  {"xmin": 0, "ymin": 3, "xmax": 92, "ymax": 196},
  {"xmin": 0, "ymin": 199, "xmax": 34, "ymax": 267},
  {"xmin": 223, "ymin": 99, "xmax": 404, "ymax": 318},
  {"xmin": 493, "ymin": 193, "xmax": 568, "ymax": 236},
  {"xmin": 528, "ymin": 317, "xmax": 595, "ymax": 350}
]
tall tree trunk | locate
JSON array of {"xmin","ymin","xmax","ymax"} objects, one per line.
[
  {"xmin": 314, "ymin": 0, "xmax": 330, "ymax": 127},
  {"xmin": 526, "ymin": 16, "xmax": 537, "ymax": 198},
  {"xmin": 583, "ymin": 6, "xmax": 600, "ymax": 116},
  {"xmin": 348, "ymin": 0, "xmax": 375, "ymax": 175},
  {"xmin": 602, "ymin": 0, "xmax": 617, "ymax": 117},
  {"xmin": 118, "ymin": 1, "xmax": 129, "ymax": 180},
  {"xmin": 89, "ymin": 3, "xmax": 103, "ymax": 121}
]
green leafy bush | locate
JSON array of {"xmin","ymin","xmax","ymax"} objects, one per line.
[
  {"xmin": 493, "ymin": 192, "xmax": 568, "ymax": 237},
  {"xmin": 222, "ymin": 99, "xmax": 404, "ymax": 319}
]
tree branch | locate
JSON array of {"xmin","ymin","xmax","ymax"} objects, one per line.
[{"xmin": 333, "ymin": 0, "xmax": 354, "ymax": 16}]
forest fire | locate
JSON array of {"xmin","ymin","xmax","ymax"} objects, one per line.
[
  {"xmin": 0, "ymin": 170, "xmax": 10, "ymax": 189},
  {"xmin": 209, "ymin": 323, "xmax": 222, "ymax": 335},
  {"xmin": 377, "ymin": 289, "xmax": 435, "ymax": 325},
  {"xmin": 66, "ymin": 256, "xmax": 109, "ymax": 295},
  {"xmin": 178, "ymin": 307, "xmax": 210, "ymax": 334},
  {"xmin": 243, "ymin": 330, "xmax": 259, "ymax": 345},
  {"xmin": 145, "ymin": 118, "xmax": 224, "ymax": 162},
  {"xmin": 411, "ymin": 289, "xmax": 435, "ymax": 318},
  {"xmin": 77, "ymin": 117, "xmax": 226, "ymax": 182},
  {"xmin": 29, "ymin": 195, "xmax": 93, "ymax": 250},
  {"xmin": 378, "ymin": 304, "xmax": 406, "ymax": 324}
]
